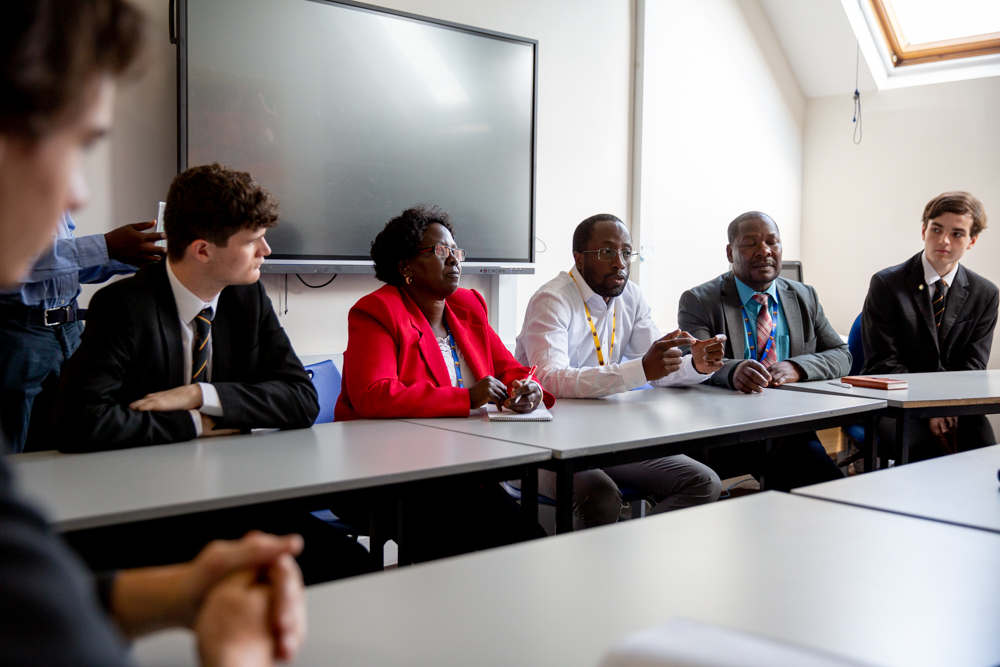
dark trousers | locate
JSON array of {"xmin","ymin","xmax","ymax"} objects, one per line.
[
  {"xmin": 332, "ymin": 480, "xmax": 545, "ymax": 565},
  {"xmin": 0, "ymin": 316, "xmax": 82, "ymax": 454},
  {"xmin": 877, "ymin": 414, "xmax": 995, "ymax": 463},
  {"xmin": 698, "ymin": 431, "xmax": 844, "ymax": 492},
  {"xmin": 63, "ymin": 502, "xmax": 374, "ymax": 586}
]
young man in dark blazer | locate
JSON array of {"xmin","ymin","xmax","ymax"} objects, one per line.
[
  {"xmin": 53, "ymin": 163, "xmax": 319, "ymax": 451},
  {"xmin": 678, "ymin": 211, "xmax": 850, "ymax": 490},
  {"xmin": 51, "ymin": 163, "xmax": 368, "ymax": 584},
  {"xmin": 862, "ymin": 191, "xmax": 998, "ymax": 459}
]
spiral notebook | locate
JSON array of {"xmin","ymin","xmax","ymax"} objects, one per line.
[{"xmin": 484, "ymin": 403, "xmax": 553, "ymax": 422}]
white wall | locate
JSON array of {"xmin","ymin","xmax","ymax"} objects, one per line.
[
  {"xmin": 802, "ymin": 76, "xmax": 1000, "ymax": 368},
  {"xmin": 75, "ymin": 0, "xmax": 634, "ymax": 356},
  {"xmin": 636, "ymin": 0, "xmax": 806, "ymax": 332}
]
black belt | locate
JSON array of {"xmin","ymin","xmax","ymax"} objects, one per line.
[{"xmin": 0, "ymin": 302, "xmax": 87, "ymax": 326}]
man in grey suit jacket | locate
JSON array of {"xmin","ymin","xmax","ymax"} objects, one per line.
[{"xmin": 679, "ymin": 211, "xmax": 849, "ymax": 490}]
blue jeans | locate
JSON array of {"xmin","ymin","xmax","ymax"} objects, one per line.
[{"xmin": 0, "ymin": 315, "xmax": 82, "ymax": 453}]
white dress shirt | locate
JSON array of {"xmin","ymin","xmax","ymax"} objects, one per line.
[
  {"xmin": 514, "ymin": 267, "xmax": 710, "ymax": 399},
  {"xmin": 921, "ymin": 249, "xmax": 959, "ymax": 302},
  {"xmin": 165, "ymin": 261, "xmax": 223, "ymax": 435}
]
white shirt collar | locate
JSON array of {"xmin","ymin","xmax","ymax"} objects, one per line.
[
  {"xmin": 165, "ymin": 260, "xmax": 221, "ymax": 324},
  {"xmin": 920, "ymin": 250, "xmax": 959, "ymax": 289},
  {"xmin": 569, "ymin": 265, "xmax": 612, "ymax": 310}
]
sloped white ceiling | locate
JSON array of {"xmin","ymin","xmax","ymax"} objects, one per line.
[{"xmin": 757, "ymin": 0, "xmax": 878, "ymax": 98}]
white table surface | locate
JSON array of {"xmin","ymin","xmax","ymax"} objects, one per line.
[
  {"xmin": 133, "ymin": 492, "xmax": 1000, "ymax": 667},
  {"xmin": 780, "ymin": 370, "xmax": 1000, "ymax": 408},
  {"xmin": 8, "ymin": 421, "xmax": 549, "ymax": 531},
  {"xmin": 404, "ymin": 384, "xmax": 885, "ymax": 458},
  {"xmin": 795, "ymin": 444, "xmax": 1000, "ymax": 533}
]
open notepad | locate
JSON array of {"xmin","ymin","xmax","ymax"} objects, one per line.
[{"xmin": 484, "ymin": 402, "xmax": 553, "ymax": 422}]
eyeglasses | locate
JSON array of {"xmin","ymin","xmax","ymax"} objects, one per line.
[
  {"xmin": 415, "ymin": 245, "xmax": 466, "ymax": 262},
  {"xmin": 581, "ymin": 248, "xmax": 638, "ymax": 263}
]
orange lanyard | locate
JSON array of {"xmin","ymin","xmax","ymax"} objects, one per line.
[{"xmin": 570, "ymin": 272, "xmax": 615, "ymax": 366}]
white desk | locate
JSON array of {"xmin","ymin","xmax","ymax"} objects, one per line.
[
  {"xmin": 406, "ymin": 384, "xmax": 885, "ymax": 531},
  {"xmin": 8, "ymin": 421, "xmax": 549, "ymax": 532},
  {"xmin": 133, "ymin": 492, "xmax": 1000, "ymax": 667},
  {"xmin": 781, "ymin": 370, "xmax": 1000, "ymax": 463},
  {"xmin": 795, "ymin": 444, "xmax": 1000, "ymax": 534}
]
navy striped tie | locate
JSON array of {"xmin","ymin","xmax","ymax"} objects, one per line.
[
  {"xmin": 933, "ymin": 281, "xmax": 947, "ymax": 329},
  {"xmin": 192, "ymin": 307, "xmax": 212, "ymax": 381}
]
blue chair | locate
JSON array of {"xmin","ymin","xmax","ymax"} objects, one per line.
[
  {"xmin": 840, "ymin": 314, "xmax": 870, "ymax": 468},
  {"xmin": 304, "ymin": 359, "xmax": 340, "ymax": 424},
  {"xmin": 847, "ymin": 313, "xmax": 864, "ymax": 376}
]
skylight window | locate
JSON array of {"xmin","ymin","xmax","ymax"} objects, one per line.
[{"xmin": 870, "ymin": 0, "xmax": 1000, "ymax": 66}]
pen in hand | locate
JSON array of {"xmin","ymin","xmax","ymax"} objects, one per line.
[{"xmin": 514, "ymin": 365, "xmax": 537, "ymax": 404}]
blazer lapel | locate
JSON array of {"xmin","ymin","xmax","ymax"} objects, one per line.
[
  {"xmin": 400, "ymin": 288, "xmax": 453, "ymax": 388},
  {"xmin": 211, "ymin": 290, "xmax": 232, "ymax": 381},
  {"xmin": 777, "ymin": 279, "xmax": 804, "ymax": 358},
  {"xmin": 151, "ymin": 262, "xmax": 185, "ymax": 388},
  {"xmin": 721, "ymin": 273, "xmax": 746, "ymax": 361},
  {"xmin": 445, "ymin": 301, "xmax": 490, "ymax": 381},
  {"xmin": 905, "ymin": 256, "xmax": 939, "ymax": 353},
  {"xmin": 939, "ymin": 265, "xmax": 969, "ymax": 343}
]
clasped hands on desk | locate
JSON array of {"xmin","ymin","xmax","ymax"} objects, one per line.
[{"xmin": 132, "ymin": 491, "xmax": 1000, "ymax": 667}]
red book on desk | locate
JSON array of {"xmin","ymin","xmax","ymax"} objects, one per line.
[{"xmin": 841, "ymin": 376, "xmax": 908, "ymax": 390}]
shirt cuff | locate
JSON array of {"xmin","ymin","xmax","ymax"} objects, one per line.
[
  {"xmin": 621, "ymin": 357, "xmax": 650, "ymax": 391},
  {"xmin": 198, "ymin": 383, "xmax": 224, "ymax": 417},
  {"xmin": 77, "ymin": 232, "xmax": 111, "ymax": 269},
  {"xmin": 190, "ymin": 410, "xmax": 203, "ymax": 437}
]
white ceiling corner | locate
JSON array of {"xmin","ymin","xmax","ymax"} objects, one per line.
[{"xmin": 757, "ymin": 0, "xmax": 878, "ymax": 98}]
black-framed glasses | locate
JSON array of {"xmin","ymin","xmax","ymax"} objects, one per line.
[
  {"xmin": 415, "ymin": 245, "xmax": 466, "ymax": 262},
  {"xmin": 581, "ymin": 248, "xmax": 638, "ymax": 263}
]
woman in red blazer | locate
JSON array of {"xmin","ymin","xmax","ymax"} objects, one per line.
[
  {"xmin": 335, "ymin": 209, "xmax": 554, "ymax": 421},
  {"xmin": 333, "ymin": 206, "xmax": 549, "ymax": 562}
]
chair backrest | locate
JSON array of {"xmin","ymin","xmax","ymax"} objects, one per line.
[
  {"xmin": 304, "ymin": 359, "xmax": 341, "ymax": 424},
  {"xmin": 847, "ymin": 313, "xmax": 864, "ymax": 376},
  {"xmin": 779, "ymin": 261, "xmax": 803, "ymax": 283}
]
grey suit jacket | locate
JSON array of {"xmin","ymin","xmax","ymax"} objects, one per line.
[{"xmin": 678, "ymin": 272, "xmax": 851, "ymax": 389}]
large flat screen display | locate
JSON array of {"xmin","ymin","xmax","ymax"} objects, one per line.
[{"xmin": 180, "ymin": 0, "xmax": 537, "ymax": 267}]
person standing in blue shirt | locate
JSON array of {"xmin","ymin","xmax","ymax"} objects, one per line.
[
  {"xmin": 678, "ymin": 211, "xmax": 850, "ymax": 490},
  {"xmin": 0, "ymin": 211, "xmax": 165, "ymax": 452}
]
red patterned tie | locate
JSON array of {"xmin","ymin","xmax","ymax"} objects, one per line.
[{"xmin": 752, "ymin": 293, "xmax": 777, "ymax": 368}]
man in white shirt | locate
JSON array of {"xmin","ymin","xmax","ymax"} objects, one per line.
[{"xmin": 515, "ymin": 214, "xmax": 725, "ymax": 528}]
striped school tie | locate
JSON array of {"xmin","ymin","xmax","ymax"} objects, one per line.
[
  {"xmin": 192, "ymin": 307, "xmax": 213, "ymax": 382},
  {"xmin": 752, "ymin": 293, "xmax": 778, "ymax": 369},
  {"xmin": 933, "ymin": 280, "xmax": 948, "ymax": 329}
]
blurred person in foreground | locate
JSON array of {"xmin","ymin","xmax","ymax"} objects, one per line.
[{"xmin": 0, "ymin": 1, "xmax": 305, "ymax": 665}]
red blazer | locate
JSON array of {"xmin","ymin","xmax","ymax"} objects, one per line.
[{"xmin": 335, "ymin": 285, "xmax": 555, "ymax": 420}]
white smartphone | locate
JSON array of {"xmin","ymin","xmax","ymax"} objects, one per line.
[{"xmin": 155, "ymin": 201, "xmax": 167, "ymax": 248}]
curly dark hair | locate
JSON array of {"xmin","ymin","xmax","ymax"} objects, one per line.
[
  {"xmin": 371, "ymin": 205, "xmax": 455, "ymax": 286},
  {"xmin": 164, "ymin": 163, "xmax": 280, "ymax": 261},
  {"xmin": 1, "ymin": 0, "xmax": 146, "ymax": 140}
]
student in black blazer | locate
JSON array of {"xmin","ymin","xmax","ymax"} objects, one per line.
[
  {"xmin": 52, "ymin": 163, "xmax": 367, "ymax": 584},
  {"xmin": 679, "ymin": 212, "xmax": 849, "ymax": 491},
  {"xmin": 863, "ymin": 191, "xmax": 998, "ymax": 459},
  {"xmin": 53, "ymin": 168, "xmax": 318, "ymax": 451}
]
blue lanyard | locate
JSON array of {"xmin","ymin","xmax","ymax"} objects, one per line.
[
  {"xmin": 741, "ymin": 299, "xmax": 778, "ymax": 363},
  {"xmin": 443, "ymin": 321, "xmax": 464, "ymax": 388}
]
